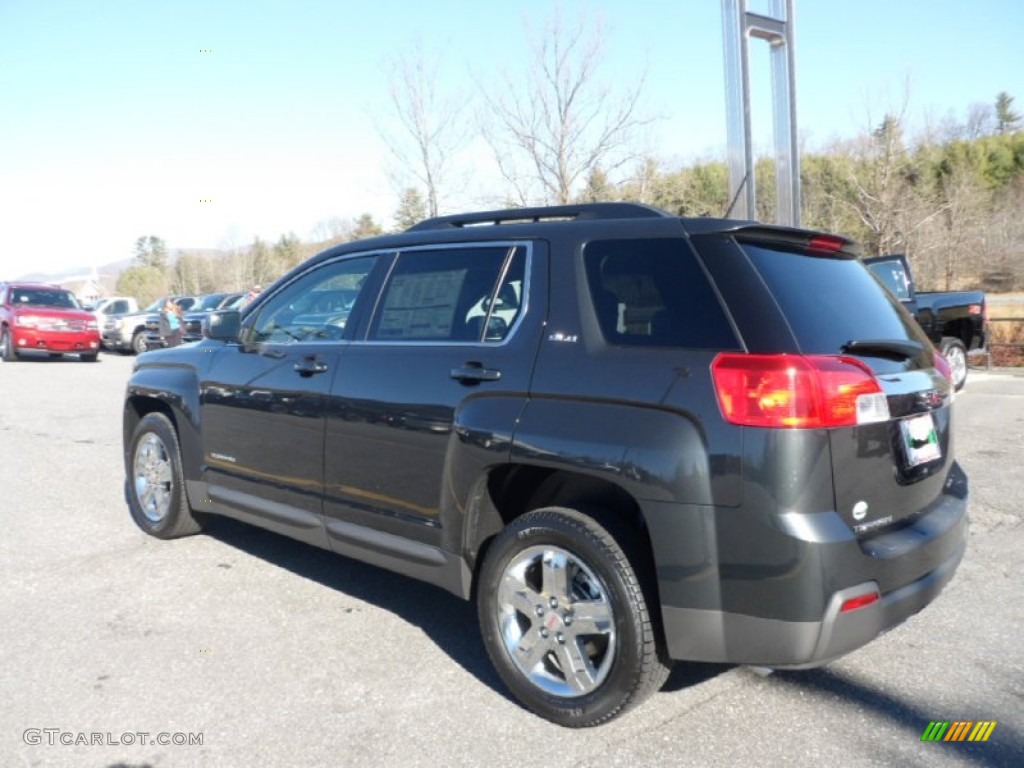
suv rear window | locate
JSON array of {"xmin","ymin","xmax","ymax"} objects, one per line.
[
  {"xmin": 584, "ymin": 239, "xmax": 736, "ymax": 349},
  {"xmin": 741, "ymin": 244, "xmax": 928, "ymax": 354}
]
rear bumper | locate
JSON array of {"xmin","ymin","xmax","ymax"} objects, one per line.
[
  {"xmin": 13, "ymin": 328, "xmax": 100, "ymax": 353},
  {"xmin": 661, "ymin": 531, "xmax": 965, "ymax": 666},
  {"xmin": 652, "ymin": 464, "xmax": 969, "ymax": 667}
]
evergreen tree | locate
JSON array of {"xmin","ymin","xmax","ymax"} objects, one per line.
[
  {"xmin": 578, "ymin": 167, "xmax": 614, "ymax": 203},
  {"xmin": 273, "ymin": 233, "xmax": 303, "ymax": 271},
  {"xmin": 350, "ymin": 214, "xmax": 384, "ymax": 240},
  {"xmin": 996, "ymin": 92, "xmax": 1021, "ymax": 133},
  {"xmin": 134, "ymin": 235, "xmax": 167, "ymax": 271},
  {"xmin": 394, "ymin": 188, "xmax": 428, "ymax": 230}
]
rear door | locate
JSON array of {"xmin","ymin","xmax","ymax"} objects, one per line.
[{"xmin": 321, "ymin": 242, "xmax": 543, "ymax": 555}]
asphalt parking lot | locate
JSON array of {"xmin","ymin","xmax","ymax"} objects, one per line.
[{"xmin": 1, "ymin": 352, "xmax": 1021, "ymax": 768}]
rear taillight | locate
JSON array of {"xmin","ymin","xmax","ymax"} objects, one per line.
[
  {"xmin": 711, "ymin": 353, "xmax": 890, "ymax": 429},
  {"xmin": 933, "ymin": 350, "xmax": 953, "ymax": 383}
]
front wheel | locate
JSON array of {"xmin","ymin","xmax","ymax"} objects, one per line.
[
  {"xmin": 127, "ymin": 412, "xmax": 205, "ymax": 538},
  {"xmin": 131, "ymin": 330, "xmax": 148, "ymax": 355},
  {"xmin": 940, "ymin": 337, "xmax": 968, "ymax": 391},
  {"xmin": 1, "ymin": 328, "xmax": 17, "ymax": 362},
  {"xmin": 477, "ymin": 507, "xmax": 670, "ymax": 727}
]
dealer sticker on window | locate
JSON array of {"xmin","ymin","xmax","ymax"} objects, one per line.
[{"xmin": 900, "ymin": 413, "xmax": 941, "ymax": 467}]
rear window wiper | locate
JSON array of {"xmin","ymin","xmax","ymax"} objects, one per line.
[{"xmin": 841, "ymin": 339, "xmax": 925, "ymax": 360}]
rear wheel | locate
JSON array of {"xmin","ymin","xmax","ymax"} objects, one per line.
[
  {"xmin": 127, "ymin": 412, "xmax": 205, "ymax": 538},
  {"xmin": 1, "ymin": 328, "xmax": 17, "ymax": 362},
  {"xmin": 80, "ymin": 352, "xmax": 98, "ymax": 362},
  {"xmin": 940, "ymin": 337, "xmax": 968, "ymax": 391},
  {"xmin": 477, "ymin": 507, "xmax": 670, "ymax": 727}
]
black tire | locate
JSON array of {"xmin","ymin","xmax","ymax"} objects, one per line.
[
  {"xmin": 131, "ymin": 329, "xmax": 148, "ymax": 355},
  {"xmin": 126, "ymin": 412, "xmax": 205, "ymax": 539},
  {"xmin": 80, "ymin": 352, "xmax": 98, "ymax": 363},
  {"xmin": 477, "ymin": 507, "xmax": 670, "ymax": 727},
  {"xmin": 1, "ymin": 328, "xmax": 17, "ymax": 362},
  {"xmin": 940, "ymin": 337, "xmax": 968, "ymax": 391}
]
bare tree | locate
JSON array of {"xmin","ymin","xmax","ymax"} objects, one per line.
[
  {"xmin": 378, "ymin": 42, "xmax": 469, "ymax": 217},
  {"xmin": 480, "ymin": 11, "xmax": 651, "ymax": 205},
  {"xmin": 964, "ymin": 102, "xmax": 995, "ymax": 139}
]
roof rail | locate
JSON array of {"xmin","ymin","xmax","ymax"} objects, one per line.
[{"xmin": 406, "ymin": 202, "xmax": 671, "ymax": 231}]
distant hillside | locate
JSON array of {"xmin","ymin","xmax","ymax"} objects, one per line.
[{"xmin": 14, "ymin": 259, "xmax": 133, "ymax": 292}]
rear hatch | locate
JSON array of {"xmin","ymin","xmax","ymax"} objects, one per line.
[{"xmin": 703, "ymin": 229, "xmax": 954, "ymax": 537}]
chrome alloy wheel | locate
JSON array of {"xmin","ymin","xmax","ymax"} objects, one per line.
[
  {"xmin": 133, "ymin": 432, "xmax": 173, "ymax": 523},
  {"xmin": 496, "ymin": 545, "xmax": 617, "ymax": 697},
  {"xmin": 946, "ymin": 345, "xmax": 967, "ymax": 389}
]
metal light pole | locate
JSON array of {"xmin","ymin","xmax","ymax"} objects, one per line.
[{"xmin": 722, "ymin": 0, "xmax": 800, "ymax": 226}]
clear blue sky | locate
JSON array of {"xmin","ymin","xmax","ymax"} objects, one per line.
[{"xmin": 1, "ymin": 0, "xmax": 1021, "ymax": 276}]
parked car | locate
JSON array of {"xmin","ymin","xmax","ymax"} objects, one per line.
[
  {"xmin": 93, "ymin": 296, "xmax": 139, "ymax": 318},
  {"xmin": 145, "ymin": 292, "xmax": 244, "ymax": 348},
  {"xmin": 103, "ymin": 295, "xmax": 199, "ymax": 354},
  {"xmin": 93, "ymin": 296, "xmax": 140, "ymax": 332},
  {"xmin": 0, "ymin": 282, "xmax": 101, "ymax": 361},
  {"xmin": 124, "ymin": 204, "xmax": 968, "ymax": 727},
  {"xmin": 865, "ymin": 254, "xmax": 985, "ymax": 390}
]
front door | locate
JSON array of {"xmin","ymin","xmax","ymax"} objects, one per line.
[
  {"xmin": 199, "ymin": 253, "xmax": 384, "ymax": 546},
  {"xmin": 322, "ymin": 243, "xmax": 544, "ymax": 558}
]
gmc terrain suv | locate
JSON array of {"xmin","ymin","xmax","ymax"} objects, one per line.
[{"xmin": 123, "ymin": 204, "xmax": 968, "ymax": 726}]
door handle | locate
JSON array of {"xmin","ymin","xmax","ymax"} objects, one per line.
[
  {"xmin": 450, "ymin": 362, "xmax": 502, "ymax": 383},
  {"xmin": 294, "ymin": 355, "xmax": 328, "ymax": 377}
]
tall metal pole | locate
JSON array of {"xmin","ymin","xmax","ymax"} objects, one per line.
[{"xmin": 722, "ymin": 0, "xmax": 800, "ymax": 226}]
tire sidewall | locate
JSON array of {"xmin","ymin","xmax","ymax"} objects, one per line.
[
  {"xmin": 127, "ymin": 413, "xmax": 186, "ymax": 538},
  {"xmin": 132, "ymin": 330, "xmax": 147, "ymax": 355},
  {"xmin": 941, "ymin": 338, "xmax": 968, "ymax": 390},
  {"xmin": 1, "ymin": 328, "xmax": 16, "ymax": 361},
  {"xmin": 478, "ymin": 510, "xmax": 649, "ymax": 726}
]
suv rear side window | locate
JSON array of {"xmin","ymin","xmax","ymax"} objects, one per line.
[
  {"xmin": 584, "ymin": 239, "xmax": 736, "ymax": 349},
  {"xmin": 370, "ymin": 246, "xmax": 524, "ymax": 342},
  {"xmin": 742, "ymin": 244, "xmax": 928, "ymax": 353}
]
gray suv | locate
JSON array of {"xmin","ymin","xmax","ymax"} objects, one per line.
[{"xmin": 123, "ymin": 203, "xmax": 968, "ymax": 726}]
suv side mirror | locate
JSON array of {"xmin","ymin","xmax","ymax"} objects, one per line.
[{"xmin": 203, "ymin": 309, "xmax": 241, "ymax": 341}]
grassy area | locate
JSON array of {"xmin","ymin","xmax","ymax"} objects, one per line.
[{"xmin": 987, "ymin": 298, "xmax": 1024, "ymax": 367}]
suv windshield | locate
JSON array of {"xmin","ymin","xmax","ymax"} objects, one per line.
[
  {"xmin": 10, "ymin": 288, "xmax": 79, "ymax": 309},
  {"xmin": 196, "ymin": 294, "xmax": 228, "ymax": 311}
]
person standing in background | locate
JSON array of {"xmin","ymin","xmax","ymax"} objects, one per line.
[{"xmin": 160, "ymin": 298, "xmax": 184, "ymax": 347}]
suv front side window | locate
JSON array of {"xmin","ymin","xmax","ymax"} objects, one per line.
[{"xmin": 248, "ymin": 255, "xmax": 380, "ymax": 344}]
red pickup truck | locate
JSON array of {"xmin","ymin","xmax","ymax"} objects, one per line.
[{"xmin": 0, "ymin": 282, "xmax": 101, "ymax": 362}]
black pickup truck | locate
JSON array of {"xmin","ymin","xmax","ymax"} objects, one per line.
[{"xmin": 865, "ymin": 255, "xmax": 986, "ymax": 390}]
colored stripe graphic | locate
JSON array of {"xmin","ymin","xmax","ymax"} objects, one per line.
[
  {"xmin": 921, "ymin": 720, "xmax": 997, "ymax": 742},
  {"xmin": 921, "ymin": 722, "xmax": 949, "ymax": 741},
  {"xmin": 969, "ymin": 722, "xmax": 997, "ymax": 742},
  {"xmin": 944, "ymin": 721, "xmax": 972, "ymax": 741}
]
